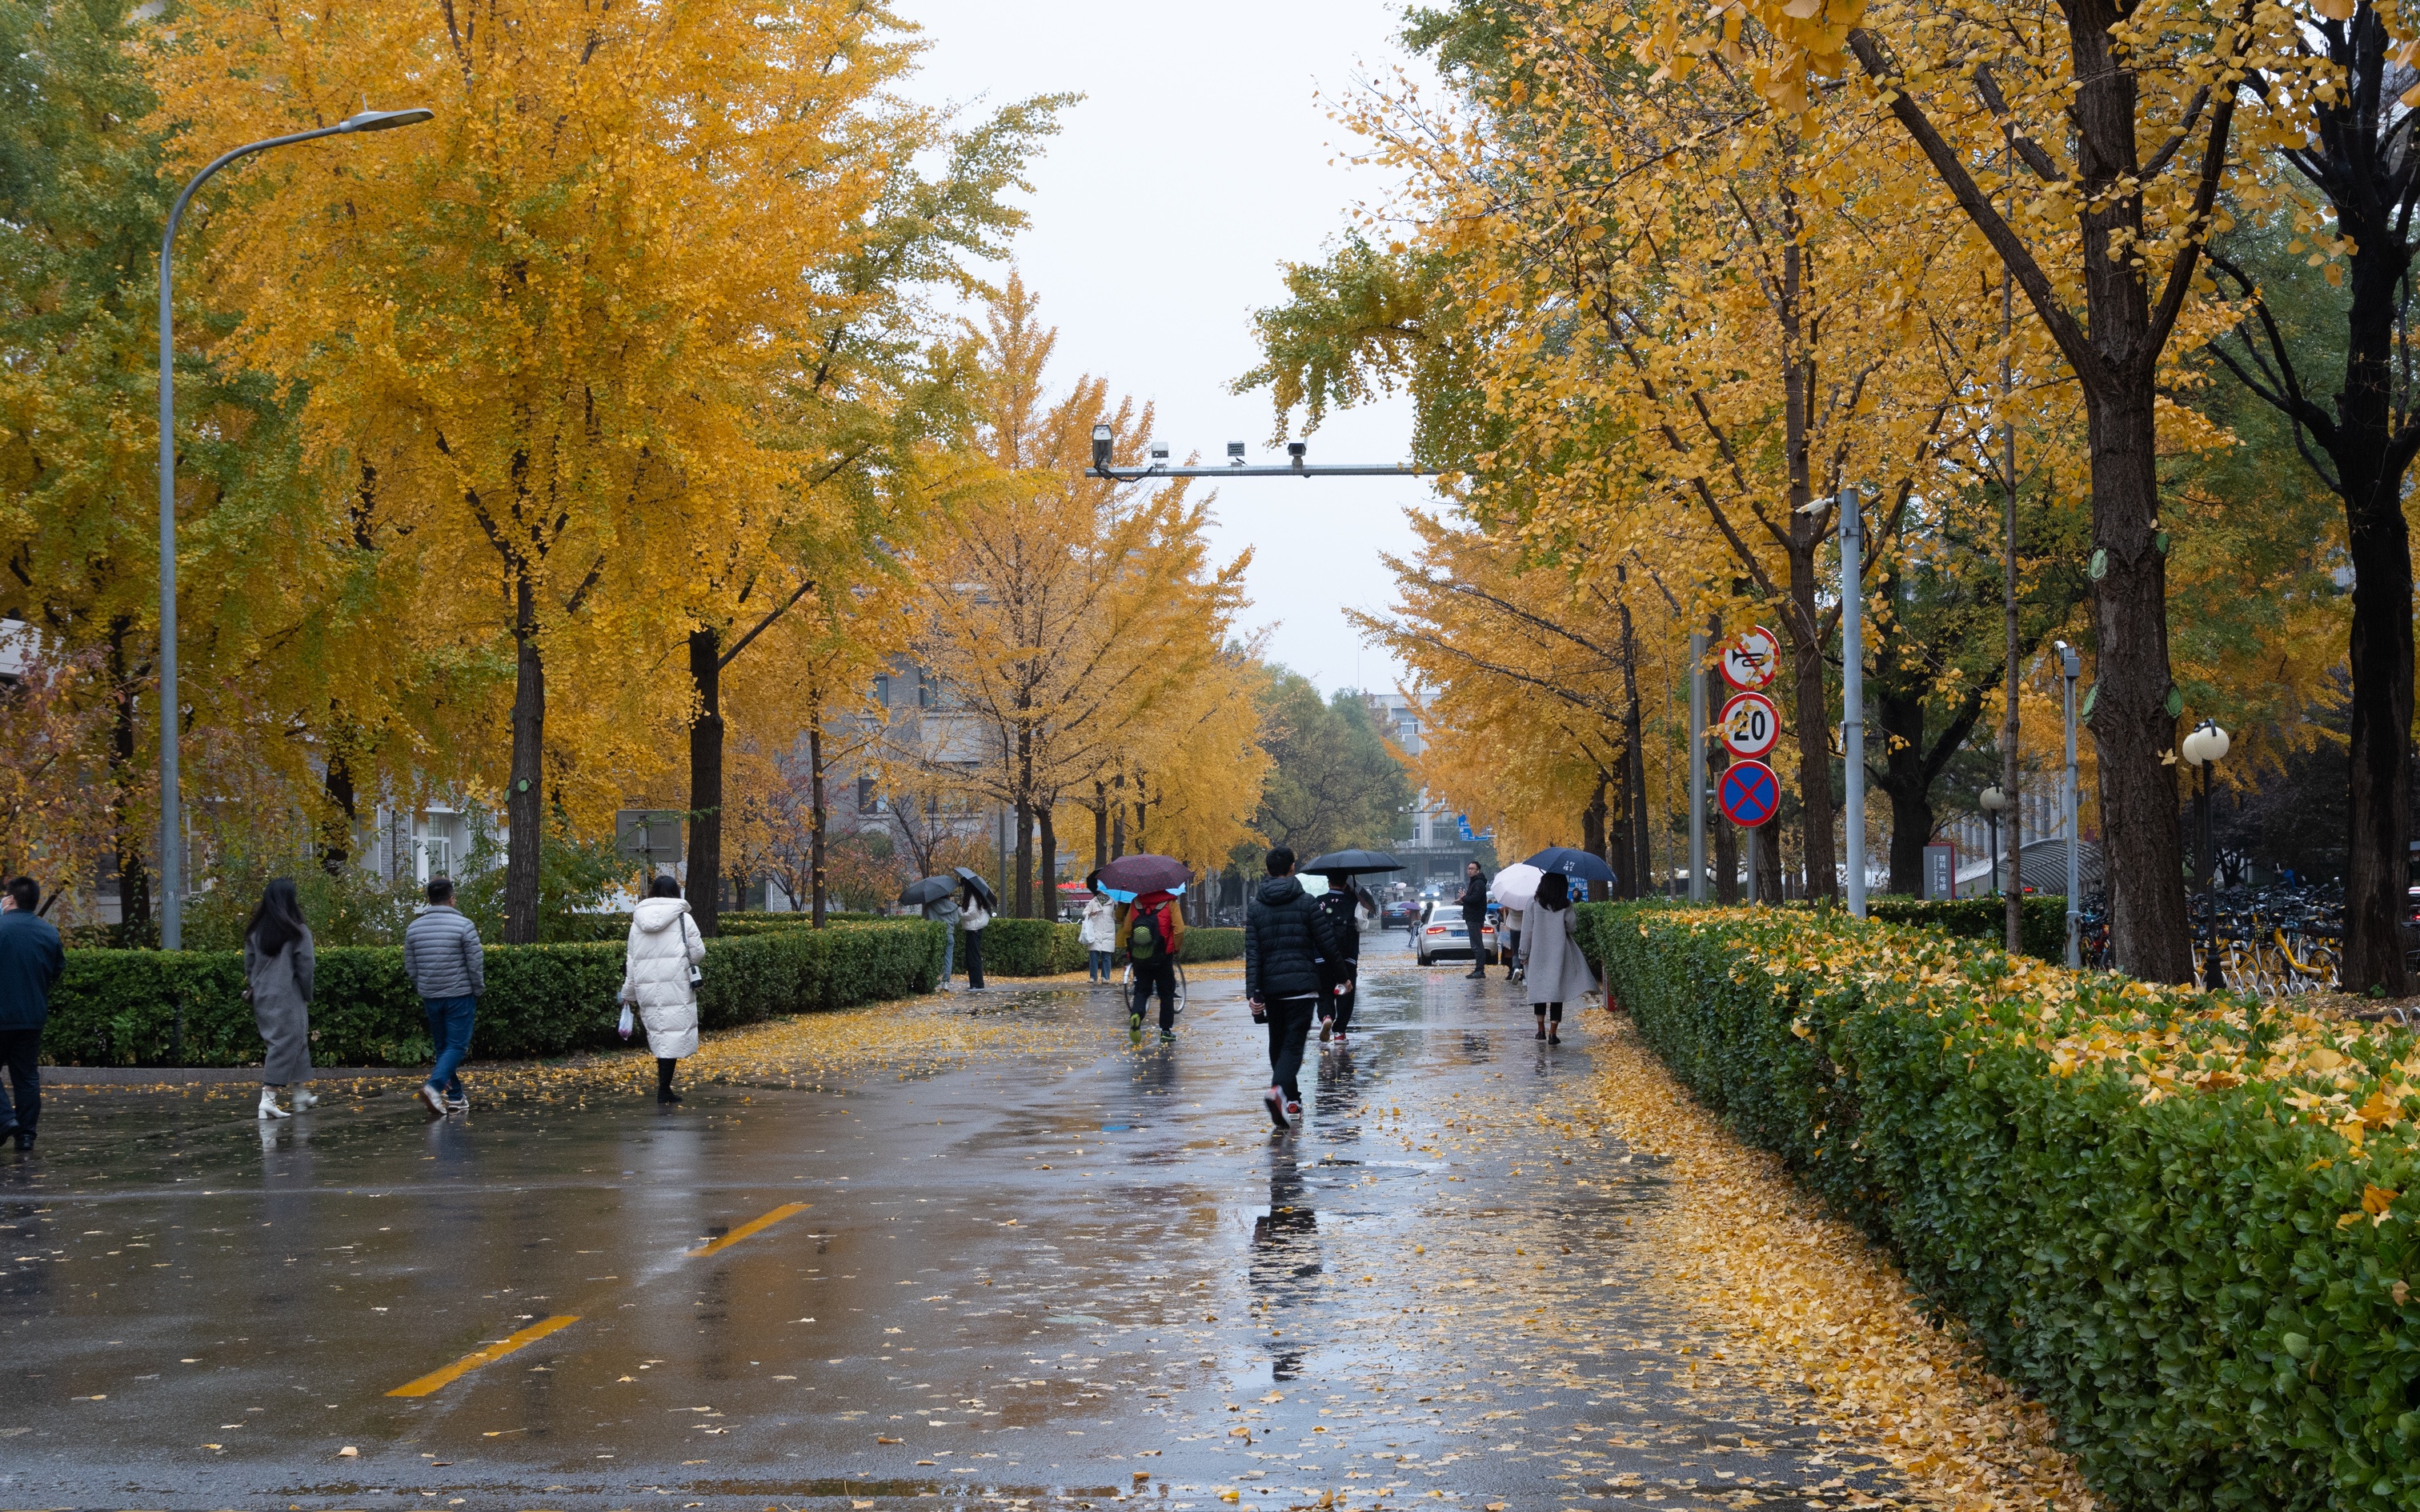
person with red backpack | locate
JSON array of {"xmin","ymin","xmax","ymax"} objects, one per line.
[{"xmin": 1117, "ymin": 888, "xmax": 1187, "ymax": 1041}]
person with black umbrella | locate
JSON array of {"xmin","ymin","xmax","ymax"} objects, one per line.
[
  {"xmin": 958, "ymin": 876, "xmax": 992, "ymax": 992},
  {"xmin": 1244, "ymin": 846, "xmax": 1346, "ymax": 1130},
  {"xmin": 1457, "ymin": 860, "xmax": 1490, "ymax": 978},
  {"xmin": 1310, "ymin": 872, "xmax": 1362, "ymax": 1044}
]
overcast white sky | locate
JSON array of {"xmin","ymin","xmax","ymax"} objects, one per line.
[{"xmin": 894, "ymin": 0, "xmax": 1446, "ymax": 698}]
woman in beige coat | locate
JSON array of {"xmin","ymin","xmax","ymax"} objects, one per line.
[{"xmin": 620, "ymin": 875, "xmax": 707, "ymax": 1104}]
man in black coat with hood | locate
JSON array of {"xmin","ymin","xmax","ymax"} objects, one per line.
[{"xmin": 1244, "ymin": 846, "xmax": 1345, "ymax": 1130}]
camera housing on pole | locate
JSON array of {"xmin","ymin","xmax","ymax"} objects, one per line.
[{"xmin": 1085, "ymin": 434, "xmax": 1440, "ymax": 481}]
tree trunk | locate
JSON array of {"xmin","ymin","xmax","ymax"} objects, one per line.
[
  {"xmin": 503, "ymin": 574, "xmax": 547, "ymax": 944},
  {"xmin": 2334, "ymin": 173, "xmax": 2418, "ymax": 994},
  {"xmin": 322, "ymin": 747, "xmax": 356, "ymax": 875},
  {"xmin": 1093, "ymin": 782, "xmax": 1109, "ymax": 874},
  {"xmin": 1849, "ymin": 8, "xmax": 2202, "ymax": 978},
  {"xmin": 1617, "ymin": 576, "xmax": 1650, "ymax": 896},
  {"xmin": 684, "ymin": 627, "xmax": 724, "ymax": 938},
  {"xmin": 809, "ymin": 713, "xmax": 828, "ymax": 929},
  {"xmin": 104, "ymin": 618, "xmax": 150, "ymax": 938},
  {"xmin": 1777, "ymin": 206, "xmax": 1837, "ymax": 903},
  {"xmin": 1013, "ymin": 799, "xmax": 1034, "ymax": 918},
  {"xmin": 2083, "ymin": 380, "xmax": 2193, "ymax": 980},
  {"xmin": 1753, "ymin": 820, "xmax": 1784, "ymax": 902},
  {"xmin": 1582, "ymin": 777, "xmax": 1609, "ymax": 862},
  {"xmin": 1038, "ymin": 803, "xmax": 1058, "ymax": 917},
  {"xmin": 1878, "ymin": 686, "xmax": 1929, "ymax": 894}
]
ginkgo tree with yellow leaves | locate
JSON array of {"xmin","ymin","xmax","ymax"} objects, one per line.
[
  {"xmin": 1629, "ymin": 0, "xmax": 2346, "ymax": 977},
  {"xmin": 891, "ymin": 278, "xmax": 1258, "ymax": 916},
  {"xmin": 148, "ymin": 0, "xmax": 934, "ymax": 940}
]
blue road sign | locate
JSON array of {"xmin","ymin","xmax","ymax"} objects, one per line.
[{"xmin": 1718, "ymin": 760, "xmax": 1779, "ymax": 828}]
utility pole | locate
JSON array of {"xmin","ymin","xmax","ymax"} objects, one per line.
[
  {"xmin": 1840, "ymin": 486, "xmax": 1866, "ymax": 918},
  {"xmin": 1689, "ymin": 629, "xmax": 1708, "ymax": 902}
]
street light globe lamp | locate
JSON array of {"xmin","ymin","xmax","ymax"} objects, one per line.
[
  {"xmin": 2180, "ymin": 719, "xmax": 2230, "ymax": 990},
  {"xmin": 157, "ymin": 105, "xmax": 432, "ymax": 950}
]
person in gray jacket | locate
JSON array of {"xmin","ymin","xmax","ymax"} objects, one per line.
[
  {"xmin": 243, "ymin": 878, "xmax": 317, "ymax": 1120},
  {"xmin": 402, "ymin": 876, "xmax": 485, "ymax": 1117}
]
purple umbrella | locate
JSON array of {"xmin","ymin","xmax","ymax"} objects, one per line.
[{"xmin": 1096, "ymin": 854, "xmax": 1191, "ymax": 895}]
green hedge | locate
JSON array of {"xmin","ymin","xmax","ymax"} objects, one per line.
[
  {"xmin": 944, "ymin": 919, "xmax": 1246, "ymax": 977},
  {"xmin": 1855, "ymin": 894, "xmax": 2069, "ymax": 962},
  {"xmin": 42, "ymin": 921, "xmax": 943, "ymax": 1068},
  {"xmin": 1586, "ymin": 902, "xmax": 2420, "ymax": 1512}
]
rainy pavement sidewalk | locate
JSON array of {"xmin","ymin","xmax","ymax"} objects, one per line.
[{"xmin": 1, "ymin": 936, "xmax": 1911, "ymax": 1511}]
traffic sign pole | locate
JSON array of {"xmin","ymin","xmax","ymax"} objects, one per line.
[{"xmin": 1841, "ymin": 486, "xmax": 1866, "ymax": 919}]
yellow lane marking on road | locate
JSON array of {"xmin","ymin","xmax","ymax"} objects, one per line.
[
  {"xmin": 687, "ymin": 1202, "xmax": 810, "ymax": 1258},
  {"xmin": 386, "ymin": 1314, "xmax": 579, "ymax": 1398}
]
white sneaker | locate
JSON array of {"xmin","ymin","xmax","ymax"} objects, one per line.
[
  {"xmin": 257, "ymin": 1088, "xmax": 290, "ymax": 1121},
  {"xmin": 290, "ymin": 1089, "xmax": 319, "ymax": 1111},
  {"xmin": 1264, "ymin": 1087, "xmax": 1289, "ymax": 1130},
  {"xmin": 415, "ymin": 1083, "xmax": 447, "ymax": 1118}
]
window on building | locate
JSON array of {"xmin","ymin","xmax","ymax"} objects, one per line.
[
  {"xmin": 917, "ymin": 668, "xmax": 935, "ymax": 709},
  {"xmin": 857, "ymin": 776, "xmax": 878, "ymax": 812},
  {"xmin": 873, "ymin": 673, "xmax": 891, "ymax": 706}
]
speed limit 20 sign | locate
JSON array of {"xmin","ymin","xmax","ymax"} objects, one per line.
[
  {"xmin": 1718, "ymin": 691, "xmax": 1780, "ymax": 760},
  {"xmin": 1721, "ymin": 625, "xmax": 1780, "ymax": 691}
]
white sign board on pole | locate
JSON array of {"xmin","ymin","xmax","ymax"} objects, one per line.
[
  {"xmin": 1720, "ymin": 625, "xmax": 1780, "ymax": 691},
  {"xmin": 1718, "ymin": 691, "xmax": 1781, "ymax": 761}
]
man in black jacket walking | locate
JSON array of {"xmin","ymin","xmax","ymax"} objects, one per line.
[
  {"xmin": 1244, "ymin": 846, "xmax": 1344, "ymax": 1130},
  {"xmin": 1458, "ymin": 861, "xmax": 1490, "ymax": 978}
]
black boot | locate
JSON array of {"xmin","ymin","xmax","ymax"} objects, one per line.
[{"xmin": 656, "ymin": 1058, "xmax": 683, "ymax": 1105}]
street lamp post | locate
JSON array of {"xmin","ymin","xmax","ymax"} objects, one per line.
[
  {"xmin": 156, "ymin": 108, "xmax": 431, "ymax": 950},
  {"xmin": 2057, "ymin": 641, "xmax": 2082, "ymax": 967},
  {"xmin": 1979, "ymin": 786, "xmax": 2008, "ymax": 895},
  {"xmin": 2181, "ymin": 719, "xmax": 2233, "ymax": 990}
]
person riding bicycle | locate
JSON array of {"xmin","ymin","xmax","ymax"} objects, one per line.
[{"xmin": 1119, "ymin": 888, "xmax": 1186, "ymax": 1040}]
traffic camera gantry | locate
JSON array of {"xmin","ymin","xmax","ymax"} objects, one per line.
[{"xmin": 1086, "ymin": 426, "xmax": 1443, "ymax": 482}]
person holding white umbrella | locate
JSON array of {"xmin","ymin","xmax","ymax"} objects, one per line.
[{"xmin": 1490, "ymin": 862, "xmax": 1543, "ymax": 983}]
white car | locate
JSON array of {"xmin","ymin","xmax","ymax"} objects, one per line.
[{"xmin": 1412, "ymin": 901, "xmax": 1496, "ymax": 965}]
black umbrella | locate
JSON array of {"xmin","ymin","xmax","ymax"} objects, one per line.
[
  {"xmin": 1524, "ymin": 846, "xmax": 1618, "ymax": 885},
  {"xmin": 1096, "ymin": 854, "xmax": 1191, "ymax": 895},
  {"xmin": 952, "ymin": 867, "xmax": 998, "ymax": 908},
  {"xmin": 899, "ymin": 875, "xmax": 955, "ymax": 906},
  {"xmin": 1301, "ymin": 849, "xmax": 1405, "ymax": 876}
]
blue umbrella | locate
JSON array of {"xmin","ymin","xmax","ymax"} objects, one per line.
[{"xmin": 1524, "ymin": 846, "xmax": 1617, "ymax": 885}]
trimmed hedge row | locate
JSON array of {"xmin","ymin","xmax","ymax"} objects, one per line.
[
  {"xmin": 1585, "ymin": 902, "xmax": 2420, "ymax": 1512},
  {"xmin": 1857, "ymin": 894, "xmax": 2069, "ymax": 962},
  {"xmin": 952, "ymin": 920, "xmax": 1247, "ymax": 975},
  {"xmin": 43, "ymin": 921, "xmax": 943, "ymax": 1068}
]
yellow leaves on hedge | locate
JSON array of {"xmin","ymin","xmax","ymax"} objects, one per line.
[{"xmin": 1729, "ymin": 910, "xmax": 2420, "ymax": 1161}]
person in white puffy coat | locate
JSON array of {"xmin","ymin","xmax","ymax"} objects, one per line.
[{"xmin": 621, "ymin": 875, "xmax": 707, "ymax": 1104}]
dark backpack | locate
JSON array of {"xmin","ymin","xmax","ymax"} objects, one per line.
[{"xmin": 1128, "ymin": 902, "xmax": 1169, "ymax": 962}]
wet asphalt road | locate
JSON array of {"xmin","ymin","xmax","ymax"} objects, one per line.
[{"xmin": 2, "ymin": 934, "xmax": 1902, "ymax": 1511}]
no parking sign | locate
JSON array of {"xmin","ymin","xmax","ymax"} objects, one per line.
[{"xmin": 1718, "ymin": 759, "xmax": 1780, "ymax": 828}]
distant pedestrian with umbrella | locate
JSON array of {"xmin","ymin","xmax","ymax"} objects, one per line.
[
  {"xmin": 1303, "ymin": 849, "xmax": 1402, "ymax": 1043},
  {"xmin": 1490, "ymin": 862, "xmax": 1543, "ymax": 984},
  {"xmin": 1520, "ymin": 873, "xmax": 1600, "ymax": 1044},
  {"xmin": 1457, "ymin": 860, "xmax": 1490, "ymax": 978},
  {"xmin": 1100, "ymin": 854, "xmax": 1192, "ymax": 1042},
  {"xmin": 958, "ymin": 873, "xmax": 994, "ymax": 992}
]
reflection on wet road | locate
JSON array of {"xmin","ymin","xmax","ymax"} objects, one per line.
[{"xmin": 2, "ymin": 936, "xmax": 1905, "ymax": 1510}]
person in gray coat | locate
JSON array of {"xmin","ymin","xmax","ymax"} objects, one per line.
[
  {"xmin": 1518, "ymin": 873, "xmax": 1599, "ymax": 1045},
  {"xmin": 243, "ymin": 878, "xmax": 317, "ymax": 1120},
  {"xmin": 403, "ymin": 876, "xmax": 485, "ymax": 1117}
]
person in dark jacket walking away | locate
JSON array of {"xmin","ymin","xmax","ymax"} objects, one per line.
[
  {"xmin": 244, "ymin": 878, "xmax": 318, "ymax": 1120},
  {"xmin": 1119, "ymin": 887, "xmax": 1186, "ymax": 1040},
  {"xmin": 1311, "ymin": 874, "xmax": 1362, "ymax": 1045},
  {"xmin": 403, "ymin": 876, "xmax": 484, "ymax": 1118},
  {"xmin": 1244, "ymin": 847, "xmax": 1344, "ymax": 1130},
  {"xmin": 0, "ymin": 876, "xmax": 63, "ymax": 1153},
  {"xmin": 1457, "ymin": 861, "xmax": 1490, "ymax": 978}
]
